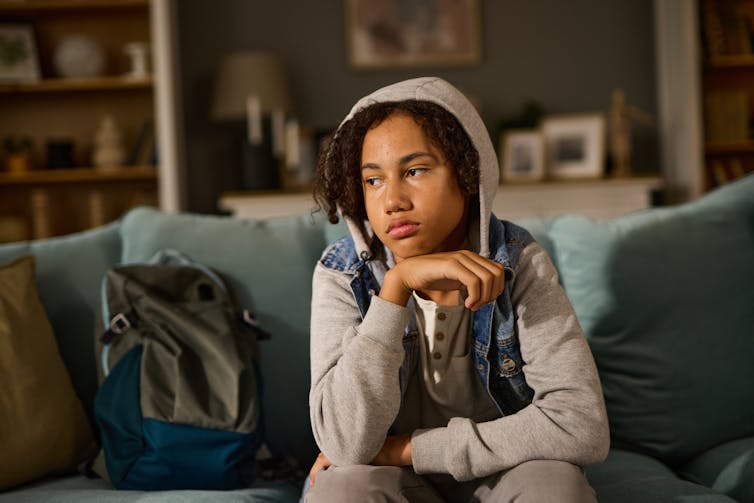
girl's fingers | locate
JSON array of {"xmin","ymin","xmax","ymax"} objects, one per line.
[
  {"xmin": 397, "ymin": 251, "xmax": 506, "ymax": 310},
  {"xmin": 452, "ymin": 252, "xmax": 505, "ymax": 309}
]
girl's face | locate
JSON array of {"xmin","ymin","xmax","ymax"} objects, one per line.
[{"xmin": 360, "ymin": 113, "xmax": 468, "ymax": 263}]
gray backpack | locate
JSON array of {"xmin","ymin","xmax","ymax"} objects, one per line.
[{"xmin": 92, "ymin": 249, "xmax": 269, "ymax": 490}]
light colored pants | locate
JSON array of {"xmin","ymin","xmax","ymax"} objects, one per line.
[{"xmin": 304, "ymin": 460, "xmax": 597, "ymax": 503}]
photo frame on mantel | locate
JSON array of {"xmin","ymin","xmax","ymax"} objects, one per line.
[
  {"xmin": 500, "ymin": 129, "xmax": 545, "ymax": 183},
  {"xmin": 541, "ymin": 114, "xmax": 606, "ymax": 180},
  {"xmin": 346, "ymin": 0, "xmax": 481, "ymax": 69},
  {"xmin": 0, "ymin": 23, "xmax": 41, "ymax": 82}
]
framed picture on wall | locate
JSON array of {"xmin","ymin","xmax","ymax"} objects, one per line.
[
  {"xmin": 541, "ymin": 114, "xmax": 606, "ymax": 179},
  {"xmin": 345, "ymin": 0, "xmax": 481, "ymax": 68},
  {"xmin": 500, "ymin": 129, "xmax": 545, "ymax": 183},
  {"xmin": 0, "ymin": 23, "xmax": 40, "ymax": 82}
]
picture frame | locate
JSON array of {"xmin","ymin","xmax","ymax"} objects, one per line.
[
  {"xmin": 345, "ymin": 0, "xmax": 481, "ymax": 69},
  {"xmin": 0, "ymin": 23, "xmax": 41, "ymax": 83},
  {"xmin": 541, "ymin": 114, "xmax": 606, "ymax": 179},
  {"xmin": 500, "ymin": 129, "xmax": 545, "ymax": 183}
]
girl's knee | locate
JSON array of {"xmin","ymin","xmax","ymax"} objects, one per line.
[
  {"xmin": 496, "ymin": 460, "xmax": 596, "ymax": 503},
  {"xmin": 305, "ymin": 465, "xmax": 412, "ymax": 503}
]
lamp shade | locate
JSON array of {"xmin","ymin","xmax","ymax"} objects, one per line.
[{"xmin": 211, "ymin": 52, "xmax": 292, "ymax": 121}]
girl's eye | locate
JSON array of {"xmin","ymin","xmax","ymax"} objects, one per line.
[
  {"xmin": 406, "ymin": 167, "xmax": 426, "ymax": 177},
  {"xmin": 364, "ymin": 177, "xmax": 381, "ymax": 187}
]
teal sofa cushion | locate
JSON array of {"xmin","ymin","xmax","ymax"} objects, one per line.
[
  {"xmin": 586, "ymin": 449, "xmax": 737, "ymax": 502},
  {"xmin": 549, "ymin": 175, "xmax": 754, "ymax": 466},
  {"xmin": 515, "ymin": 216, "xmax": 559, "ymax": 270},
  {"xmin": 120, "ymin": 207, "xmax": 329, "ymax": 467},
  {"xmin": 678, "ymin": 436, "xmax": 754, "ymax": 502},
  {"xmin": 0, "ymin": 475, "xmax": 301, "ymax": 502},
  {"xmin": 0, "ymin": 222, "xmax": 122, "ymax": 420}
]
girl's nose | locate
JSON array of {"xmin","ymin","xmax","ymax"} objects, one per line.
[{"xmin": 384, "ymin": 181, "xmax": 410, "ymax": 213}]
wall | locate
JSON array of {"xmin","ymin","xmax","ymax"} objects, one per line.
[{"xmin": 177, "ymin": 0, "xmax": 657, "ymax": 213}]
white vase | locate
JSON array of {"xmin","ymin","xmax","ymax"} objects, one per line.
[{"xmin": 54, "ymin": 34, "xmax": 105, "ymax": 78}]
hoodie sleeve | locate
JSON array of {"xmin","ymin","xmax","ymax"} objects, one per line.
[
  {"xmin": 410, "ymin": 242, "xmax": 610, "ymax": 481},
  {"xmin": 309, "ymin": 262, "xmax": 410, "ymax": 466}
]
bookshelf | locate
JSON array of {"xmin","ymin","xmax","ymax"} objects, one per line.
[
  {"xmin": 0, "ymin": 0, "xmax": 159, "ymax": 242},
  {"xmin": 699, "ymin": 0, "xmax": 754, "ymax": 189}
]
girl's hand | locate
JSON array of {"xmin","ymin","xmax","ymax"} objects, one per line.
[
  {"xmin": 308, "ymin": 452, "xmax": 332, "ymax": 486},
  {"xmin": 371, "ymin": 434, "xmax": 413, "ymax": 466},
  {"xmin": 308, "ymin": 434, "xmax": 411, "ymax": 486},
  {"xmin": 380, "ymin": 250, "xmax": 506, "ymax": 310}
]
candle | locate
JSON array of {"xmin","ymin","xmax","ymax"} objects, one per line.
[
  {"xmin": 285, "ymin": 119, "xmax": 300, "ymax": 169},
  {"xmin": 246, "ymin": 95, "xmax": 262, "ymax": 145},
  {"xmin": 272, "ymin": 109, "xmax": 286, "ymax": 158}
]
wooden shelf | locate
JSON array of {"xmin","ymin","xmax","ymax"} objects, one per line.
[
  {"xmin": 705, "ymin": 54, "xmax": 754, "ymax": 69},
  {"xmin": 0, "ymin": 0, "xmax": 147, "ymax": 13},
  {"xmin": 0, "ymin": 166, "xmax": 157, "ymax": 186},
  {"xmin": 705, "ymin": 141, "xmax": 754, "ymax": 154},
  {"xmin": 0, "ymin": 75, "xmax": 153, "ymax": 94}
]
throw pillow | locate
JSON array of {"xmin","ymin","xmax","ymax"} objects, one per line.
[
  {"xmin": 0, "ymin": 255, "xmax": 96, "ymax": 490},
  {"xmin": 549, "ymin": 175, "xmax": 754, "ymax": 466}
]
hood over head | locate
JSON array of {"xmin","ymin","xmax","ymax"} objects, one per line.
[{"xmin": 335, "ymin": 77, "xmax": 499, "ymax": 259}]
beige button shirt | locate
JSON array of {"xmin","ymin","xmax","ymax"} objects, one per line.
[{"xmin": 392, "ymin": 293, "xmax": 497, "ymax": 432}]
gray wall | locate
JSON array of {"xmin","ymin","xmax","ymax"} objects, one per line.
[{"xmin": 178, "ymin": 0, "xmax": 657, "ymax": 213}]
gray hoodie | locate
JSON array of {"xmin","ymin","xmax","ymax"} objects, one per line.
[{"xmin": 309, "ymin": 77, "xmax": 609, "ymax": 481}]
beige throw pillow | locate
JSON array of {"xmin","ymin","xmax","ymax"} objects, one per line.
[{"xmin": 0, "ymin": 255, "xmax": 96, "ymax": 490}]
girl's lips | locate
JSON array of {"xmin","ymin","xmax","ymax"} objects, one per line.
[{"xmin": 387, "ymin": 222, "xmax": 419, "ymax": 239}]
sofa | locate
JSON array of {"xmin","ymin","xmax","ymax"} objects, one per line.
[{"xmin": 0, "ymin": 174, "xmax": 752, "ymax": 502}]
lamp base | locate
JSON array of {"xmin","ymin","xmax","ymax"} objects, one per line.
[{"xmin": 230, "ymin": 116, "xmax": 281, "ymax": 190}]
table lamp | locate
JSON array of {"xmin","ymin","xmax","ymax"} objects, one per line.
[{"xmin": 211, "ymin": 51, "xmax": 293, "ymax": 190}]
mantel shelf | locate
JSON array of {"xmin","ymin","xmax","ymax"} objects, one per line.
[
  {"xmin": 219, "ymin": 176, "xmax": 663, "ymax": 221},
  {"xmin": 0, "ymin": 166, "xmax": 157, "ymax": 186},
  {"xmin": 0, "ymin": 75, "xmax": 153, "ymax": 94}
]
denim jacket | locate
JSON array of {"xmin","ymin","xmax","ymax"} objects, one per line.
[{"xmin": 319, "ymin": 216, "xmax": 536, "ymax": 417}]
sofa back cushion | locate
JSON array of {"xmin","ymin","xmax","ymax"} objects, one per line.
[
  {"xmin": 120, "ymin": 207, "xmax": 332, "ymax": 467},
  {"xmin": 0, "ymin": 222, "xmax": 122, "ymax": 421},
  {"xmin": 549, "ymin": 175, "xmax": 754, "ymax": 466}
]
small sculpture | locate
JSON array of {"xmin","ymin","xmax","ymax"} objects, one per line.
[
  {"xmin": 92, "ymin": 115, "xmax": 126, "ymax": 169},
  {"xmin": 124, "ymin": 42, "xmax": 150, "ymax": 78},
  {"xmin": 609, "ymin": 89, "xmax": 655, "ymax": 177}
]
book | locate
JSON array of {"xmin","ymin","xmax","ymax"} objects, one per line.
[
  {"xmin": 704, "ymin": 89, "xmax": 749, "ymax": 144},
  {"xmin": 128, "ymin": 120, "xmax": 155, "ymax": 167},
  {"xmin": 701, "ymin": 0, "xmax": 754, "ymax": 60}
]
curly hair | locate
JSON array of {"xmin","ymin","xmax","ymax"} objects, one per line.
[{"xmin": 313, "ymin": 100, "xmax": 480, "ymax": 240}]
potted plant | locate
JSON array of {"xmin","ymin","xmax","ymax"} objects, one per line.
[{"xmin": 2, "ymin": 134, "xmax": 33, "ymax": 174}]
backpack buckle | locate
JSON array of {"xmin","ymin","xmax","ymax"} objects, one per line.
[
  {"xmin": 110, "ymin": 312, "xmax": 132, "ymax": 334},
  {"xmin": 242, "ymin": 309, "xmax": 271, "ymax": 340},
  {"xmin": 242, "ymin": 309, "xmax": 259, "ymax": 327}
]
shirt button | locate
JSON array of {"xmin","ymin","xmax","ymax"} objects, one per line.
[
  {"xmin": 436, "ymin": 332, "xmax": 445, "ymax": 341},
  {"xmin": 433, "ymin": 352, "xmax": 442, "ymax": 360},
  {"xmin": 437, "ymin": 312, "xmax": 447, "ymax": 321}
]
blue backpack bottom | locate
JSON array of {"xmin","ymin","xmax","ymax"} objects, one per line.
[{"xmin": 94, "ymin": 346, "xmax": 261, "ymax": 490}]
